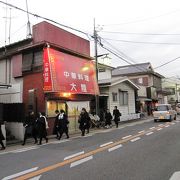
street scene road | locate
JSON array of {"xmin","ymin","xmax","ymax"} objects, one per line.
[{"xmin": 1, "ymin": 118, "xmax": 180, "ymax": 180}]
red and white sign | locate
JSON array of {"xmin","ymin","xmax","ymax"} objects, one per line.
[{"xmin": 43, "ymin": 48, "xmax": 99, "ymax": 95}]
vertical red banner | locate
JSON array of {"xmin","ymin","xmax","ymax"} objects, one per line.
[{"xmin": 43, "ymin": 48, "xmax": 53, "ymax": 91}]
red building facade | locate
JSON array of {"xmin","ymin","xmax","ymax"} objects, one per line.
[{"xmin": 0, "ymin": 21, "xmax": 98, "ymax": 134}]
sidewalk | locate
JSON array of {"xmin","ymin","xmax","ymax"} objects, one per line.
[{"xmin": 2, "ymin": 116, "xmax": 152, "ymax": 152}]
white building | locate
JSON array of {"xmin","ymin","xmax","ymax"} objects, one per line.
[{"xmin": 98, "ymin": 63, "xmax": 140, "ymax": 121}]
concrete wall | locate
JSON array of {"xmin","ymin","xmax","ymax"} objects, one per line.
[{"xmin": 5, "ymin": 122, "xmax": 24, "ymax": 141}]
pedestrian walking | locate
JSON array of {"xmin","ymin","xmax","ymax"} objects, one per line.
[
  {"xmin": 113, "ymin": 106, "xmax": 121, "ymax": 128},
  {"xmin": 78, "ymin": 108, "xmax": 89, "ymax": 136},
  {"xmin": 53, "ymin": 110, "xmax": 60, "ymax": 139},
  {"xmin": 57, "ymin": 109, "xmax": 69, "ymax": 140},
  {"xmin": 37, "ymin": 112, "xmax": 48, "ymax": 145},
  {"xmin": 22, "ymin": 111, "xmax": 38, "ymax": 146},
  {"xmin": 105, "ymin": 109, "xmax": 112, "ymax": 128},
  {"xmin": 0, "ymin": 123, "xmax": 5, "ymax": 150}
]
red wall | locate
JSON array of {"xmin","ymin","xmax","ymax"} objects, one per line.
[
  {"xmin": 23, "ymin": 72, "xmax": 45, "ymax": 114},
  {"xmin": 33, "ymin": 21, "xmax": 90, "ymax": 56}
]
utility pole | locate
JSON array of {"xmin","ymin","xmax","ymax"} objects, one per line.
[
  {"xmin": 26, "ymin": 0, "xmax": 32, "ymax": 38},
  {"xmin": 94, "ymin": 18, "xmax": 99, "ymax": 115}
]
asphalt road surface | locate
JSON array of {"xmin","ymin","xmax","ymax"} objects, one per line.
[{"xmin": 1, "ymin": 118, "xmax": 180, "ymax": 180}]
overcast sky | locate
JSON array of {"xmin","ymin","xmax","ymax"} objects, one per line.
[{"xmin": 1, "ymin": 0, "xmax": 180, "ymax": 78}]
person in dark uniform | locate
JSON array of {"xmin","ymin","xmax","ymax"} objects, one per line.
[
  {"xmin": 22, "ymin": 111, "xmax": 38, "ymax": 146},
  {"xmin": 113, "ymin": 106, "xmax": 121, "ymax": 128},
  {"xmin": 37, "ymin": 112, "xmax": 48, "ymax": 145},
  {"xmin": 78, "ymin": 108, "xmax": 89, "ymax": 136},
  {"xmin": 53, "ymin": 110, "xmax": 60, "ymax": 139},
  {"xmin": 105, "ymin": 109, "xmax": 112, "ymax": 128},
  {"xmin": 57, "ymin": 109, "xmax": 69, "ymax": 140},
  {"xmin": 0, "ymin": 123, "xmax": 5, "ymax": 150}
]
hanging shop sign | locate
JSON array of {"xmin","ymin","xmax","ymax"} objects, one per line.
[{"xmin": 43, "ymin": 48, "xmax": 99, "ymax": 95}]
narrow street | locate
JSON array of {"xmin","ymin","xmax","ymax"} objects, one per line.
[{"xmin": 1, "ymin": 118, "xmax": 180, "ymax": 180}]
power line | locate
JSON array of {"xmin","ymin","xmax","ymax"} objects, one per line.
[
  {"xmin": 102, "ymin": 9, "xmax": 180, "ymax": 27},
  {"xmin": 102, "ymin": 37, "xmax": 180, "ymax": 45},
  {"xmin": 100, "ymin": 31, "xmax": 180, "ymax": 36},
  {"xmin": 0, "ymin": 1, "xmax": 90, "ymax": 37},
  {"xmin": 100, "ymin": 37, "xmax": 138, "ymax": 64},
  {"xmin": 97, "ymin": 40, "xmax": 150, "ymax": 73},
  {"xmin": 154, "ymin": 57, "xmax": 180, "ymax": 69}
]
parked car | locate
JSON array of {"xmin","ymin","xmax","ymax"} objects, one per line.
[
  {"xmin": 153, "ymin": 104, "xmax": 177, "ymax": 122},
  {"xmin": 176, "ymin": 103, "xmax": 180, "ymax": 115}
]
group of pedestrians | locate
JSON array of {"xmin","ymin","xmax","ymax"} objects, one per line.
[
  {"xmin": 0, "ymin": 106, "xmax": 122, "ymax": 150},
  {"xmin": 104, "ymin": 106, "xmax": 122, "ymax": 128},
  {"xmin": 22, "ymin": 111, "xmax": 48, "ymax": 146}
]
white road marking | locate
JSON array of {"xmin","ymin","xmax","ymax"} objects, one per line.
[
  {"xmin": 50, "ymin": 139, "xmax": 70, "ymax": 144},
  {"xmin": 12, "ymin": 146, "xmax": 39, "ymax": 153},
  {"xmin": 169, "ymin": 171, "xmax": 180, "ymax": 180},
  {"xmin": 64, "ymin": 151, "xmax": 85, "ymax": 160},
  {"xmin": 2, "ymin": 167, "xmax": 38, "ymax": 180},
  {"xmin": 150, "ymin": 127, "xmax": 155, "ymax": 130},
  {"xmin": 157, "ymin": 128, "xmax": 162, "ymax": 131},
  {"xmin": 122, "ymin": 135, "xmax": 132, "ymax": 139},
  {"xmin": 83, "ymin": 134, "xmax": 93, "ymax": 138},
  {"xmin": 100, "ymin": 142, "xmax": 113, "ymax": 147},
  {"xmin": 138, "ymin": 130, "xmax": 145, "ymax": 134},
  {"xmin": 130, "ymin": 137, "xmax": 141, "ymax": 142},
  {"xmin": 70, "ymin": 156, "xmax": 93, "ymax": 168},
  {"xmin": 146, "ymin": 132, "xmax": 154, "ymax": 136},
  {"xmin": 158, "ymin": 124, "xmax": 163, "ymax": 127},
  {"xmin": 165, "ymin": 125, "xmax": 170, "ymax": 127},
  {"xmin": 29, "ymin": 175, "xmax": 42, "ymax": 180},
  {"xmin": 108, "ymin": 144, "xmax": 123, "ymax": 152},
  {"xmin": 171, "ymin": 122, "xmax": 175, "ymax": 125}
]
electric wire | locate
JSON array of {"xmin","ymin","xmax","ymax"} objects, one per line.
[
  {"xmin": 102, "ymin": 9, "xmax": 180, "ymax": 26},
  {"xmin": 0, "ymin": 1, "xmax": 90, "ymax": 37},
  {"xmin": 102, "ymin": 37, "xmax": 180, "ymax": 45},
  {"xmin": 154, "ymin": 57, "xmax": 180, "ymax": 69},
  {"xmin": 100, "ymin": 31, "xmax": 180, "ymax": 36}
]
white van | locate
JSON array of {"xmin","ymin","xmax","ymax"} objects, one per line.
[{"xmin": 153, "ymin": 104, "xmax": 177, "ymax": 122}]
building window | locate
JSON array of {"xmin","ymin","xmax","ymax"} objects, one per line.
[
  {"xmin": 119, "ymin": 91, "xmax": 128, "ymax": 105},
  {"xmin": 22, "ymin": 52, "xmax": 33, "ymax": 72},
  {"xmin": 112, "ymin": 92, "xmax": 118, "ymax": 102},
  {"xmin": 98, "ymin": 68, "xmax": 106, "ymax": 72},
  {"xmin": 22, "ymin": 50, "xmax": 43, "ymax": 73},
  {"xmin": 47, "ymin": 101, "xmax": 66, "ymax": 117},
  {"xmin": 138, "ymin": 78, "xmax": 143, "ymax": 84}
]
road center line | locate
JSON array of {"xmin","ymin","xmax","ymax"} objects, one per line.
[
  {"xmin": 165, "ymin": 125, "xmax": 170, "ymax": 127},
  {"xmin": 122, "ymin": 135, "xmax": 132, "ymax": 139},
  {"xmin": 70, "ymin": 156, "xmax": 93, "ymax": 168},
  {"xmin": 2, "ymin": 167, "xmax": 38, "ymax": 180},
  {"xmin": 150, "ymin": 127, "xmax": 155, "ymax": 130},
  {"xmin": 157, "ymin": 128, "xmax": 162, "ymax": 131},
  {"xmin": 130, "ymin": 137, "xmax": 141, "ymax": 142},
  {"xmin": 64, "ymin": 151, "xmax": 85, "ymax": 160},
  {"xmin": 138, "ymin": 130, "xmax": 145, "ymax": 134},
  {"xmin": 146, "ymin": 132, "xmax": 154, "ymax": 136},
  {"xmin": 14, "ymin": 126, "xmax": 163, "ymax": 180},
  {"xmin": 100, "ymin": 142, "xmax": 113, "ymax": 147},
  {"xmin": 108, "ymin": 144, "xmax": 123, "ymax": 152}
]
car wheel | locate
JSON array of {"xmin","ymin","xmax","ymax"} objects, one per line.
[
  {"xmin": 169, "ymin": 116, "xmax": 172, "ymax": 122},
  {"xmin": 174, "ymin": 115, "xmax": 177, "ymax": 120},
  {"xmin": 154, "ymin": 119, "xmax": 157, "ymax": 122}
]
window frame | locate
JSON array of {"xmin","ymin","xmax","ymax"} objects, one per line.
[{"xmin": 119, "ymin": 90, "xmax": 128, "ymax": 106}]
